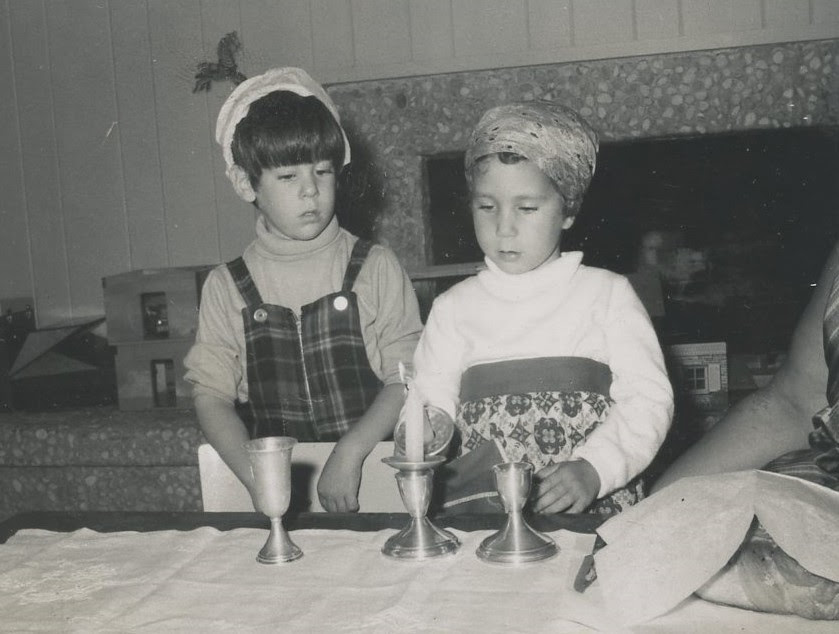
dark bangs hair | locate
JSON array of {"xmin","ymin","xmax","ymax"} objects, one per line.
[{"xmin": 231, "ymin": 90, "xmax": 345, "ymax": 187}]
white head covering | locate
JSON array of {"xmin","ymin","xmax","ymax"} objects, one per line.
[{"xmin": 215, "ymin": 67, "xmax": 351, "ymax": 181}]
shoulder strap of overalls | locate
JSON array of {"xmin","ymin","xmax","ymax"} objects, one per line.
[
  {"xmin": 342, "ymin": 239, "xmax": 373, "ymax": 292},
  {"xmin": 226, "ymin": 257, "xmax": 264, "ymax": 307}
]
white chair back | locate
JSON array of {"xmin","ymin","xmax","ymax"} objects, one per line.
[{"xmin": 198, "ymin": 441, "xmax": 404, "ymax": 512}]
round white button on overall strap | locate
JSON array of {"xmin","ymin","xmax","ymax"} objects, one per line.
[
  {"xmin": 333, "ymin": 295, "xmax": 349, "ymax": 311},
  {"xmin": 253, "ymin": 308, "xmax": 268, "ymax": 322}
]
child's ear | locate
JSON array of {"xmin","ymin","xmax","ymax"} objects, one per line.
[
  {"xmin": 562, "ymin": 215, "xmax": 576, "ymax": 230},
  {"xmin": 228, "ymin": 165, "xmax": 257, "ymax": 203}
]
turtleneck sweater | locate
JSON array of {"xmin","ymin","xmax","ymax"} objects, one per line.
[
  {"xmin": 185, "ymin": 214, "xmax": 422, "ymax": 403},
  {"xmin": 411, "ymin": 251, "xmax": 673, "ymax": 498}
]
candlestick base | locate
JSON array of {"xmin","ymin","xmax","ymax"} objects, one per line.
[
  {"xmin": 476, "ymin": 514, "xmax": 557, "ymax": 565},
  {"xmin": 476, "ymin": 462, "xmax": 558, "ymax": 565},
  {"xmin": 382, "ymin": 516, "xmax": 461, "ymax": 560},
  {"xmin": 381, "ymin": 456, "xmax": 460, "ymax": 560}
]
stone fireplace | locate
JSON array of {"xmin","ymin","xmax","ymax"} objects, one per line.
[{"xmin": 327, "ymin": 39, "xmax": 838, "ymax": 269}]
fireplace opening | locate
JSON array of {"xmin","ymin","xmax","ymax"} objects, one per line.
[{"xmin": 425, "ymin": 127, "xmax": 839, "ymax": 355}]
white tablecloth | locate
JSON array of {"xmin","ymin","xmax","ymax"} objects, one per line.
[{"xmin": 0, "ymin": 526, "xmax": 834, "ymax": 633}]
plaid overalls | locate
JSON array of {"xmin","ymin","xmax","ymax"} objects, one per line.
[{"xmin": 227, "ymin": 239, "xmax": 382, "ymax": 441}]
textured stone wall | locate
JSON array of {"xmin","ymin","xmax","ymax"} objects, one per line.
[
  {"xmin": 0, "ymin": 409, "xmax": 204, "ymax": 515},
  {"xmin": 329, "ymin": 39, "xmax": 839, "ymax": 267}
]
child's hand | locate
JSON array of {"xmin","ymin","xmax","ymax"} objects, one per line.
[
  {"xmin": 317, "ymin": 440, "xmax": 364, "ymax": 513},
  {"xmin": 531, "ymin": 459, "xmax": 600, "ymax": 514}
]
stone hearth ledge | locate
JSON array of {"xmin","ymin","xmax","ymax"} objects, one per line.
[{"xmin": 0, "ymin": 407, "xmax": 205, "ymax": 515}]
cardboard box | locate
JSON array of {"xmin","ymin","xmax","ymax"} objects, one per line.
[
  {"xmin": 114, "ymin": 339, "xmax": 193, "ymax": 410},
  {"xmin": 103, "ymin": 266, "xmax": 212, "ymax": 344}
]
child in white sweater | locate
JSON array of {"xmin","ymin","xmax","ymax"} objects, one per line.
[{"xmin": 409, "ymin": 101, "xmax": 674, "ymax": 514}]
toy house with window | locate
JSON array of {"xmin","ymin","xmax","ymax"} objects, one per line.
[
  {"xmin": 103, "ymin": 266, "xmax": 212, "ymax": 410},
  {"xmin": 667, "ymin": 341, "xmax": 728, "ymax": 431}
]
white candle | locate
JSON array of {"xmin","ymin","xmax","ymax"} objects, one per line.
[
  {"xmin": 399, "ymin": 362, "xmax": 424, "ymax": 463},
  {"xmin": 404, "ymin": 387, "xmax": 424, "ymax": 463}
]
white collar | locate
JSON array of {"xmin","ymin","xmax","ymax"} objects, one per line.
[{"xmin": 478, "ymin": 251, "xmax": 584, "ymax": 301}]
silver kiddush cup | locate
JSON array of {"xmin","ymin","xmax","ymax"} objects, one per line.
[
  {"xmin": 243, "ymin": 436, "xmax": 303, "ymax": 564},
  {"xmin": 381, "ymin": 455, "xmax": 460, "ymax": 560},
  {"xmin": 476, "ymin": 461, "xmax": 558, "ymax": 564}
]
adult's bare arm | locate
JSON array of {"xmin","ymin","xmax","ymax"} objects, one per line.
[{"xmin": 651, "ymin": 243, "xmax": 839, "ymax": 491}]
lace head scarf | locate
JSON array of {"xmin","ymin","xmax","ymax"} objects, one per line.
[
  {"xmin": 215, "ymin": 67, "xmax": 351, "ymax": 184},
  {"xmin": 465, "ymin": 101, "xmax": 599, "ymax": 215}
]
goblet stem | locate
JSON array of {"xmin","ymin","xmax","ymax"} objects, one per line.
[{"xmin": 257, "ymin": 516, "xmax": 303, "ymax": 564}]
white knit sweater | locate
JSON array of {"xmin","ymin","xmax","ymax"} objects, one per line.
[{"xmin": 412, "ymin": 252, "xmax": 674, "ymax": 498}]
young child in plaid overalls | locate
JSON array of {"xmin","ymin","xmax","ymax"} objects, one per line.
[
  {"xmin": 185, "ymin": 68, "xmax": 422, "ymax": 512},
  {"xmin": 405, "ymin": 102, "xmax": 674, "ymax": 515}
]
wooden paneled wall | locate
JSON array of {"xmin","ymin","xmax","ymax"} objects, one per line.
[{"xmin": 0, "ymin": 0, "xmax": 837, "ymax": 326}]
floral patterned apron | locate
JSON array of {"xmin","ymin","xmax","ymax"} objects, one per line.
[{"xmin": 447, "ymin": 356, "xmax": 643, "ymax": 515}]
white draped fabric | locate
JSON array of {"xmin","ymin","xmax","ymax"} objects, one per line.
[{"xmin": 0, "ymin": 524, "xmax": 833, "ymax": 633}]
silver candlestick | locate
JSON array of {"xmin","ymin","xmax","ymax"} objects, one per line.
[
  {"xmin": 381, "ymin": 455, "xmax": 460, "ymax": 560},
  {"xmin": 243, "ymin": 436, "xmax": 303, "ymax": 564},
  {"xmin": 477, "ymin": 461, "xmax": 558, "ymax": 564}
]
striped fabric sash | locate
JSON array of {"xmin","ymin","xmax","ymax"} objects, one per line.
[
  {"xmin": 809, "ymin": 273, "xmax": 839, "ymax": 475},
  {"xmin": 824, "ymin": 272, "xmax": 839, "ymax": 406}
]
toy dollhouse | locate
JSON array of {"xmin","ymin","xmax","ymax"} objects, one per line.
[
  {"xmin": 667, "ymin": 341, "xmax": 729, "ymax": 431},
  {"xmin": 103, "ymin": 266, "xmax": 212, "ymax": 410}
]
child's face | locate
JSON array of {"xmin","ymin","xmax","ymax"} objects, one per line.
[
  {"xmin": 250, "ymin": 160, "xmax": 337, "ymax": 240},
  {"xmin": 470, "ymin": 155, "xmax": 574, "ymax": 275}
]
